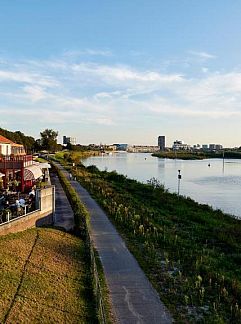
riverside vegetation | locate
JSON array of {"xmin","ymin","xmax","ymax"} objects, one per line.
[
  {"xmin": 152, "ymin": 150, "xmax": 241, "ymax": 160},
  {"xmin": 56, "ymin": 154, "xmax": 241, "ymax": 323}
]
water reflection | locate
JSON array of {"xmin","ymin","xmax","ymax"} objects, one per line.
[{"xmin": 82, "ymin": 153, "xmax": 241, "ymax": 219}]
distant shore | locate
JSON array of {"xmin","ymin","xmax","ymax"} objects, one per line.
[{"xmin": 152, "ymin": 150, "xmax": 241, "ymax": 160}]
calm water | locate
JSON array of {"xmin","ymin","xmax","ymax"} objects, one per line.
[{"xmin": 82, "ymin": 153, "xmax": 241, "ymax": 219}]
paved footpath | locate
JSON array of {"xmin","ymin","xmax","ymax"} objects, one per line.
[
  {"xmin": 50, "ymin": 172, "xmax": 75, "ymax": 231},
  {"xmin": 55, "ymin": 162, "xmax": 173, "ymax": 324}
]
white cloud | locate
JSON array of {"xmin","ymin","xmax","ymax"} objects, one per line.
[
  {"xmin": 202, "ymin": 67, "xmax": 209, "ymax": 73},
  {"xmin": 23, "ymin": 85, "xmax": 47, "ymax": 102},
  {"xmin": 189, "ymin": 50, "xmax": 217, "ymax": 60},
  {"xmin": 63, "ymin": 49, "xmax": 113, "ymax": 57},
  {"xmin": 71, "ymin": 63, "xmax": 184, "ymax": 84},
  {"xmin": 0, "ymin": 69, "xmax": 59, "ymax": 88},
  {"xmin": 94, "ymin": 117, "xmax": 114, "ymax": 125}
]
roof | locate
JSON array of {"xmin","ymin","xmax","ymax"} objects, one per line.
[
  {"xmin": 24, "ymin": 165, "xmax": 43, "ymax": 181},
  {"xmin": 0, "ymin": 135, "xmax": 24, "ymax": 147},
  {"xmin": 39, "ymin": 162, "xmax": 51, "ymax": 169},
  {"xmin": 0, "ymin": 135, "xmax": 13, "ymax": 144},
  {"xmin": 33, "ymin": 162, "xmax": 51, "ymax": 169}
]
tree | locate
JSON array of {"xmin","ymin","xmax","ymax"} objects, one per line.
[
  {"xmin": 0, "ymin": 128, "xmax": 36, "ymax": 153},
  {"xmin": 40, "ymin": 129, "xmax": 58, "ymax": 152}
]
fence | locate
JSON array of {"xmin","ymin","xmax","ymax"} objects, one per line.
[{"xmin": 0, "ymin": 204, "xmax": 39, "ymax": 225}]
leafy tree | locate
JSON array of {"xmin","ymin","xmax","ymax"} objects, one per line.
[
  {"xmin": 40, "ymin": 129, "xmax": 59, "ymax": 152},
  {"xmin": 0, "ymin": 127, "xmax": 36, "ymax": 153}
]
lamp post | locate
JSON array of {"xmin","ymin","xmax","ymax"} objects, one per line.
[
  {"xmin": 177, "ymin": 169, "xmax": 182, "ymax": 196},
  {"xmin": 222, "ymin": 150, "xmax": 225, "ymax": 173}
]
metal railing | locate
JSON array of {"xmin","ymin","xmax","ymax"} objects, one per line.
[{"xmin": 0, "ymin": 205, "xmax": 40, "ymax": 226}]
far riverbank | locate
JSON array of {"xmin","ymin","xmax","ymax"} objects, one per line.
[{"xmin": 152, "ymin": 150, "xmax": 241, "ymax": 160}]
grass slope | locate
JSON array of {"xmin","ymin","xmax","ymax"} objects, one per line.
[{"xmin": 0, "ymin": 228, "xmax": 96, "ymax": 323}]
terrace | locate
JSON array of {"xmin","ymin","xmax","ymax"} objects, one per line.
[
  {"xmin": 0, "ymin": 155, "xmax": 44, "ymax": 192},
  {"xmin": 0, "ymin": 190, "xmax": 37, "ymax": 224}
]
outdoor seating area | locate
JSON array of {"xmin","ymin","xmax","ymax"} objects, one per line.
[
  {"xmin": 0, "ymin": 136, "xmax": 52, "ymax": 226},
  {"xmin": 0, "ymin": 189, "xmax": 36, "ymax": 224}
]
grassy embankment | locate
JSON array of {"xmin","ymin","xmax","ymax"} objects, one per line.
[
  {"xmin": 153, "ymin": 151, "xmax": 241, "ymax": 160},
  {"xmin": 0, "ymin": 228, "xmax": 96, "ymax": 323},
  {"xmin": 64, "ymin": 159, "xmax": 241, "ymax": 323},
  {"xmin": 55, "ymin": 150, "xmax": 100, "ymax": 163}
]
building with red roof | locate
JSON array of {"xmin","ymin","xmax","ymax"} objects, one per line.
[{"xmin": 0, "ymin": 135, "xmax": 36, "ymax": 191}]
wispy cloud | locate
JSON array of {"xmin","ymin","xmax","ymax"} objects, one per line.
[
  {"xmin": 63, "ymin": 49, "xmax": 113, "ymax": 57},
  {"xmin": 71, "ymin": 63, "xmax": 184, "ymax": 84},
  {"xmin": 23, "ymin": 85, "xmax": 47, "ymax": 102},
  {"xmin": 189, "ymin": 50, "xmax": 217, "ymax": 60},
  {"xmin": 0, "ymin": 69, "xmax": 59, "ymax": 87}
]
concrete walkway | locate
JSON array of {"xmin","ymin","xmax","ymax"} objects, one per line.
[
  {"xmin": 55, "ymin": 163, "xmax": 173, "ymax": 324},
  {"xmin": 50, "ymin": 172, "xmax": 75, "ymax": 231}
]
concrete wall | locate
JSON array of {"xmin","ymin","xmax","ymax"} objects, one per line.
[
  {"xmin": 0, "ymin": 186, "xmax": 55, "ymax": 236},
  {"xmin": 37, "ymin": 186, "xmax": 55, "ymax": 213}
]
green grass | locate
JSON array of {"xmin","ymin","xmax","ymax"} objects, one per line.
[
  {"xmin": 0, "ymin": 228, "xmax": 97, "ymax": 323},
  {"xmin": 55, "ymin": 150, "xmax": 99, "ymax": 164},
  {"xmin": 69, "ymin": 163, "xmax": 241, "ymax": 323},
  {"xmin": 35, "ymin": 157, "xmax": 48, "ymax": 163}
]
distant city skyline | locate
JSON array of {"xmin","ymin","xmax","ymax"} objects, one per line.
[{"xmin": 1, "ymin": 1, "xmax": 241, "ymax": 147}]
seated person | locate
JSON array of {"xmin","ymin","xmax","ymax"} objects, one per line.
[
  {"xmin": 9, "ymin": 200, "xmax": 18, "ymax": 213},
  {"xmin": 19, "ymin": 198, "xmax": 25, "ymax": 207},
  {"xmin": 29, "ymin": 188, "xmax": 35, "ymax": 197},
  {"xmin": 0, "ymin": 196, "xmax": 5, "ymax": 210}
]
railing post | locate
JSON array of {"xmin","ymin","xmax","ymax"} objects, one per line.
[
  {"xmin": 7, "ymin": 211, "xmax": 10, "ymax": 222},
  {"xmin": 52, "ymin": 186, "xmax": 56, "ymax": 223}
]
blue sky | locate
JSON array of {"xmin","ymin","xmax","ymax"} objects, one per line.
[{"xmin": 1, "ymin": 0, "xmax": 241, "ymax": 146}]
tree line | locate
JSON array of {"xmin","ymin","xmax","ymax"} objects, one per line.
[{"xmin": 0, "ymin": 128, "xmax": 61, "ymax": 153}]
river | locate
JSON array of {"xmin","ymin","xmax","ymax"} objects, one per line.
[{"xmin": 82, "ymin": 152, "xmax": 241, "ymax": 219}]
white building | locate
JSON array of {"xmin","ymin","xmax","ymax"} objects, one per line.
[
  {"xmin": 0, "ymin": 135, "xmax": 26, "ymax": 156},
  {"xmin": 172, "ymin": 140, "xmax": 191, "ymax": 151},
  {"xmin": 127, "ymin": 145, "xmax": 160, "ymax": 153},
  {"xmin": 209, "ymin": 144, "xmax": 223, "ymax": 151}
]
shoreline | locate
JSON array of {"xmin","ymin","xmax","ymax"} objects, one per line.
[{"xmin": 152, "ymin": 151, "xmax": 241, "ymax": 160}]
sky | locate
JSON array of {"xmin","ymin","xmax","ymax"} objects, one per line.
[{"xmin": 0, "ymin": 0, "xmax": 241, "ymax": 147}]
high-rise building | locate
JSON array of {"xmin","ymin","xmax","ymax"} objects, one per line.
[
  {"xmin": 158, "ymin": 136, "xmax": 165, "ymax": 151},
  {"xmin": 63, "ymin": 136, "xmax": 77, "ymax": 145},
  {"xmin": 63, "ymin": 136, "xmax": 67, "ymax": 145}
]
